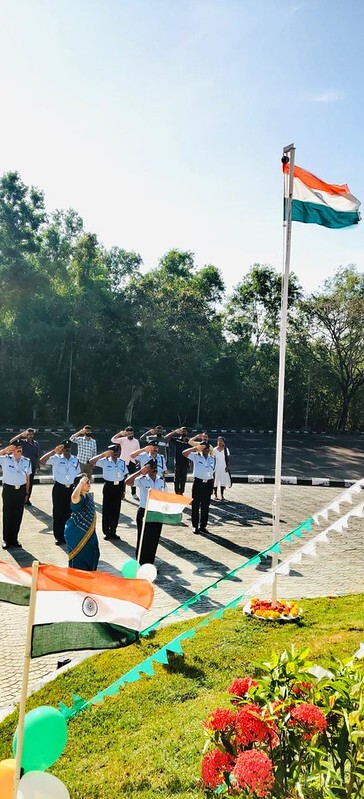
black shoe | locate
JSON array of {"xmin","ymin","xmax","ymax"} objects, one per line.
[
  {"xmin": 199, "ymin": 528, "xmax": 209, "ymax": 534},
  {"xmin": 104, "ymin": 533, "xmax": 120, "ymax": 541},
  {"xmin": 2, "ymin": 543, "xmax": 9, "ymax": 550},
  {"xmin": 25, "ymin": 500, "xmax": 32, "ymax": 506},
  {"xmin": 13, "ymin": 541, "xmax": 22, "ymax": 548},
  {"xmin": 55, "ymin": 539, "xmax": 65, "ymax": 546},
  {"xmin": 192, "ymin": 528, "xmax": 200, "ymax": 535}
]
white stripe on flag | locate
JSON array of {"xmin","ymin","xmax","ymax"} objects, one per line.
[{"xmin": 34, "ymin": 591, "xmax": 148, "ymax": 631}]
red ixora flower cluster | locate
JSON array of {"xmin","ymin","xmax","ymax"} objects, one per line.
[
  {"xmin": 235, "ymin": 704, "xmax": 279, "ymax": 749},
  {"xmin": 203, "ymin": 707, "xmax": 235, "ymax": 733},
  {"xmin": 289, "ymin": 702, "xmax": 327, "ymax": 739},
  {"xmin": 227, "ymin": 677, "xmax": 259, "ymax": 699},
  {"xmin": 201, "ymin": 748, "xmax": 234, "ymax": 790},
  {"xmin": 233, "ymin": 750, "xmax": 274, "ymax": 798}
]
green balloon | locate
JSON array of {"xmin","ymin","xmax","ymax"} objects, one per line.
[
  {"xmin": 121, "ymin": 559, "xmax": 139, "ymax": 579},
  {"xmin": 13, "ymin": 706, "xmax": 68, "ymax": 773}
]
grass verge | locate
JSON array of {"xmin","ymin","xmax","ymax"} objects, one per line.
[{"xmin": 0, "ymin": 594, "xmax": 363, "ymax": 798}]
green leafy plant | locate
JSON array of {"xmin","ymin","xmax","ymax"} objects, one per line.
[{"xmin": 200, "ymin": 647, "xmax": 364, "ymax": 799}]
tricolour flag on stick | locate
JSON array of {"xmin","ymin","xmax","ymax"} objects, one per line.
[
  {"xmin": 0, "ymin": 561, "xmax": 154, "ymax": 657},
  {"xmin": 283, "ymin": 162, "xmax": 361, "ymax": 228},
  {"xmin": 146, "ymin": 489, "xmax": 192, "ymax": 524}
]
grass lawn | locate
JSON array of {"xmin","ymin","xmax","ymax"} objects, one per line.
[{"xmin": 0, "ymin": 594, "xmax": 363, "ymax": 798}]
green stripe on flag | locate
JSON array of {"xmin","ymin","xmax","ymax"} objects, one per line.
[
  {"xmin": 146, "ymin": 510, "xmax": 182, "ymax": 524},
  {"xmin": 290, "ymin": 199, "xmax": 360, "ymax": 228},
  {"xmin": 31, "ymin": 622, "xmax": 138, "ymax": 658},
  {"xmin": 0, "ymin": 583, "xmax": 30, "ymax": 606}
]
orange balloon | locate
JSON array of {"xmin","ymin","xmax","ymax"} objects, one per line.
[{"xmin": 0, "ymin": 758, "xmax": 16, "ymax": 798}]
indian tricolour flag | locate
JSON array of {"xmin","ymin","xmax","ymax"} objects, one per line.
[
  {"xmin": 0, "ymin": 561, "xmax": 154, "ymax": 657},
  {"xmin": 146, "ymin": 489, "xmax": 192, "ymax": 524},
  {"xmin": 283, "ymin": 162, "xmax": 361, "ymax": 228}
]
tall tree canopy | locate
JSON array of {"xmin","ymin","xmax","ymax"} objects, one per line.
[{"xmin": 0, "ymin": 170, "xmax": 362, "ymax": 431}]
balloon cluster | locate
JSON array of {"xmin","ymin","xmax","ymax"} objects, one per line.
[
  {"xmin": 0, "ymin": 706, "xmax": 69, "ymax": 798},
  {"xmin": 121, "ymin": 559, "xmax": 157, "ymax": 582}
]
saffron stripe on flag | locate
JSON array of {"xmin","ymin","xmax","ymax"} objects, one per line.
[{"xmin": 283, "ymin": 162, "xmax": 350, "ymax": 195}]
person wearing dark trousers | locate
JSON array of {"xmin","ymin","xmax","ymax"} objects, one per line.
[
  {"xmin": 0, "ymin": 441, "xmax": 32, "ymax": 549},
  {"xmin": 89, "ymin": 445, "xmax": 128, "ymax": 540},
  {"xmin": 125, "ymin": 460, "xmax": 165, "ymax": 565},
  {"xmin": 165, "ymin": 427, "xmax": 190, "ymax": 494},
  {"xmin": 183, "ymin": 441, "xmax": 215, "ymax": 535},
  {"xmin": 111, "ymin": 426, "xmax": 140, "ymax": 497},
  {"xmin": 9, "ymin": 428, "xmax": 40, "ymax": 505},
  {"xmin": 40, "ymin": 441, "xmax": 81, "ymax": 544}
]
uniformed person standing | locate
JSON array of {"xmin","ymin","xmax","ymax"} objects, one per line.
[
  {"xmin": 40, "ymin": 440, "xmax": 81, "ymax": 544},
  {"xmin": 89, "ymin": 445, "xmax": 128, "ymax": 540},
  {"xmin": 182, "ymin": 441, "xmax": 215, "ymax": 535},
  {"xmin": 0, "ymin": 441, "xmax": 32, "ymax": 549},
  {"xmin": 130, "ymin": 441, "xmax": 166, "ymax": 478},
  {"xmin": 125, "ymin": 459, "xmax": 165, "ymax": 565}
]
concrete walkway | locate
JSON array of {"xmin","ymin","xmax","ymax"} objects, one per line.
[{"xmin": 0, "ymin": 482, "xmax": 363, "ymax": 711}]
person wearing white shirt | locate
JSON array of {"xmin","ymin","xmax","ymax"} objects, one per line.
[
  {"xmin": 125, "ymin": 459, "xmax": 165, "ymax": 565},
  {"xmin": 183, "ymin": 441, "xmax": 215, "ymax": 535},
  {"xmin": 89, "ymin": 445, "xmax": 128, "ymax": 540},
  {"xmin": 0, "ymin": 441, "xmax": 32, "ymax": 549},
  {"xmin": 40, "ymin": 440, "xmax": 81, "ymax": 544},
  {"xmin": 111, "ymin": 426, "xmax": 140, "ymax": 497}
]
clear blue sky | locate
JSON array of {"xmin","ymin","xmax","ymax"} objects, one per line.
[{"xmin": 1, "ymin": 0, "xmax": 363, "ymax": 294}]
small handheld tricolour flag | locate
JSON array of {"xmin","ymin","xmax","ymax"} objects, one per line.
[
  {"xmin": 146, "ymin": 489, "xmax": 192, "ymax": 524},
  {"xmin": 0, "ymin": 560, "xmax": 154, "ymax": 657},
  {"xmin": 283, "ymin": 162, "xmax": 361, "ymax": 228}
]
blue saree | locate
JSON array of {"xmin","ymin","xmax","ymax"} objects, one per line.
[{"xmin": 65, "ymin": 493, "xmax": 100, "ymax": 571}]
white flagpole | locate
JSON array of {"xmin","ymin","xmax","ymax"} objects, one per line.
[
  {"xmin": 271, "ymin": 144, "xmax": 295, "ymax": 603},
  {"xmin": 137, "ymin": 489, "xmax": 151, "ymax": 564},
  {"xmin": 13, "ymin": 560, "xmax": 39, "ymax": 799}
]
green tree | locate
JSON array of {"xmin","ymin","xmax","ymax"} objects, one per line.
[{"xmin": 302, "ymin": 266, "xmax": 364, "ymax": 431}]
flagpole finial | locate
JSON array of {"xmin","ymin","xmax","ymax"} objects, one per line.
[{"xmin": 282, "ymin": 154, "xmax": 289, "ymax": 165}]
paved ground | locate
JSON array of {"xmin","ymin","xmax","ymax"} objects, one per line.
[{"xmin": 0, "ymin": 480, "xmax": 363, "ymax": 712}]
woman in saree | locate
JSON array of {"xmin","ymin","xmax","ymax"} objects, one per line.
[{"xmin": 65, "ymin": 474, "xmax": 100, "ymax": 571}]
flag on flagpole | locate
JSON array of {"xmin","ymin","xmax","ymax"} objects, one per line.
[
  {"xmin": 146, "ymin": 489, "xmax": 192, "ymax": 524},
  {"xmin": 0, "ymin": 561, "xmax": 154, "ymax": 657},
  {"xmin": 283, "ymin": 162, "xmax": 361, "ymax": 228}
]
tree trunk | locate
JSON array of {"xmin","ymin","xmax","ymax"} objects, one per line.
[{"xmin": 124, "ymin": 386, "xmax": 143, "ymax": 424}]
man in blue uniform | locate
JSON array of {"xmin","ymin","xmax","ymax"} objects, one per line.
[
  {"xmin": 40, "ymin": 440, "xmax": 81, "ymax": 544},
  {"xmin": 130, "ymin": 440, "xmax": 166, "ymax": 478},
  {"xmin": 0, "ymin": 440, "xmax": 32, "ymax": 549},
  {"xmin": 89, "ymin": 444, "xmax": 128, "ymax": 540},
  {"xmin": 9, "ymin": 428, "xmax": 40, "ymax": 505},
  {"xmin": 182, "ymin": 440, "xmax": 215, "ymax": 535},
  {"xmin": 125, "ymin": 459, "xmax": 165, "ymax": 565}
]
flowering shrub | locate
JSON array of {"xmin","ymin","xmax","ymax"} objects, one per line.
[{"xmin": 200, "ymin": 647, "xmax": 364, "ymax": 798}]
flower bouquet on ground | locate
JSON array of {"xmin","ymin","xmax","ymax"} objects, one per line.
[
  {"xmin": 243, "ymin": 598, "xmax": 302, "ymax": 622},
  {"xmin": 200, "ymin": 646, "xmax": 364, "ymax": 799}
]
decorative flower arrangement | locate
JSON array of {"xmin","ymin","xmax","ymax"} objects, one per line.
[
  {"xmin": 200, "ymin": 647, "xmax": 364, "ymax": 798},
  {"xmin": 244, "ymin": 598, "xmax": 302, "ymax": 621}
]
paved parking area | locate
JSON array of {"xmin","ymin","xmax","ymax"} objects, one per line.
[{"xmin": 0, "ymin": 481, "xmax": 363, "ymax": 711}]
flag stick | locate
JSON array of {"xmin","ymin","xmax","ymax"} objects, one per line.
[
  {"xmin": 137, "ymin": 490, "xmax": 150, "ymax": 564},
  {"xmin": 271, "ymin": 144, "xmax": 295, "ymax": 604},
  {"xmin": 13, "ymin": 559, "xmax": 39, "ymax": 799}
]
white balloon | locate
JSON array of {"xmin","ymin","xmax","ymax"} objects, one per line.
[
  {"xmin": 18, "ymin": 770, "xmax": 70, "ymax": 799},
  {"xmin": 136, "ymin": 563, "xmax": 157, "ymax": 582}
]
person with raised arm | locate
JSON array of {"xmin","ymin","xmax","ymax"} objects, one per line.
[
  {"xmin": 165, "ymin": 426, "xmax": 190, "ymax": 494},
  {"xmin": 40, "ymin": 440, "xmax": 81, "ymax": 545},
  {"xmin": 125, "ymin": 459, "xmax": 165, "ymax": 565},
  {"xmin": 130, "ymin": 440, "xmax": 166, "ymax": 478},
  {"xmin": 89, "ymin": 444, "xmax": 128, "ymax": 540},
  {"xmin": 110, "ymin": 426, "xmax": 140, "ymax": 497},
  {"xmin": 69, "ymin": 425, "xmax": 97, "ymax": 478},
  {"xmin": 183, "ymin": 440, "xmax": 215, "ymax": 535},
  {"xmin": 0, "ymin": 441, "xmax": 31, "ymax": 549},
  {"xmin": 64, "ymin": 474, "xmax": 99, "ymax": 570},
  {"xmin": 9, "ymin": 428, "xmax": 39, "ymax": 505}
]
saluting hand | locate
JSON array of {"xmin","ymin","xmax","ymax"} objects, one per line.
[
  {"xmin": 54, "ymin": 445, "xmax": 64, "ymax": 454},
  {"xmin": 144, "ymin": 445, "xmax": 154, "ymax": 453},
  {"xmin": 140, "ymin": 465, "xmax": 150, "ymax": 475},
  {"xmin": 4, "ymin": 445, "xmax": 16, "ymax": 454}
]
